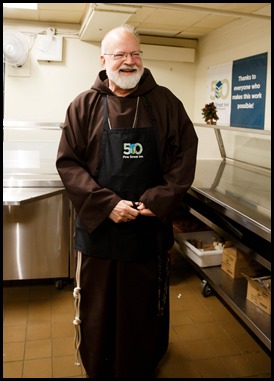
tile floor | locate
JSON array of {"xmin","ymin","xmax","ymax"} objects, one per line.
[{"xmin": 3, "ymin": 248, "xmax": 271, "ymax": 378}]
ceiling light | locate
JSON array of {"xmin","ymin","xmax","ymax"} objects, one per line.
[{"xmin": 3, "ymin": 3, "xmax": 38, "ymax": 10}]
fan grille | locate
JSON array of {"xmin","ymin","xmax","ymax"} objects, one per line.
[{"xmin": 3, "ymin": 30, "xmax": 29, "ymax": 66}]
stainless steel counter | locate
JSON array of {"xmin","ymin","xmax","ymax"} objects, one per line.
[
  {"xmin": 3, "ymin": 187, "xmax": 65, "ymax": 205},
  {"xmin": 191, "ymin": 158, "xmax": 271, "ymax": 243},
  {"xmin": 3, "ymin": 123, "xmax": 72, "ymax": 283},
  {"xmin": 3, "ymin": 188, "xmax": 71, "ymax": 282},
  {"xmin": 180, "ymin": 156, "xmax": 271, "ymax": 352}
]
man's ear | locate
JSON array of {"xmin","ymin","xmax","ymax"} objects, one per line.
[{"xmin": 100, "ymin": 55, "xmax": 106, "ymax": 68}]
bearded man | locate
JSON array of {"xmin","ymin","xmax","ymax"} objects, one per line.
[{"xmin": 56, "ymin": 24, "xmax": 198, "ymax": 378}]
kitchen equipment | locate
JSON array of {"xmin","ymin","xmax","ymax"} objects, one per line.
[{"xmin": 3, "ymin": 121, "xmax": 73, "ymax": 288}]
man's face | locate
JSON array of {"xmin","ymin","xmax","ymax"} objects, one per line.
[{"xmin": 101, "ymin": 33, "xmax": 144, "ymax": 90}]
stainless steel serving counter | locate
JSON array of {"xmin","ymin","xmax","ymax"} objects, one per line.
[
  {"xmin": 3, "ymin": 177, "xmax": 71, "ymax": 284},
  {"xmin": 176, "ymin": 124, "xmax": 271, "ymax": 352},
  {"xmin": 190, "ymin": 158, "xmax": 271, "ymax": 243},
  {"xmin": 182, "ymin": 157, "xmax": 271, "ymax": 347},
  {"xmin": 3, "ymin": 187, "xmax": 64, "ymax": 205},
  {"xmin": 3, "ymin": 121, "xmax": 72, "ymax": 286},
  {"xmin": 3, "ymin": 174, "xmax": 64, "ymax": 204}
]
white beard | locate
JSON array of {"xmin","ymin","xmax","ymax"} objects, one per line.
[{"xmin": 106, "ymin": 66, "xmax": 144, "ymax": 89}]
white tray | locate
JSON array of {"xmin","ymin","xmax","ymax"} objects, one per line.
[{"xmin": 175, "ymin": 231, "xmax": 223, "ymax": 268}]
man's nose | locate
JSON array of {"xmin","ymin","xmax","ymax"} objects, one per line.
[{"xmin": 124, "ymin": 53, "xmax": 135, "ymax": 63}]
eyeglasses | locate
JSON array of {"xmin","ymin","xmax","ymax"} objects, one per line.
[{"xmin": 103, "ymin": 51, "xmax": 143, "ymax": 60}]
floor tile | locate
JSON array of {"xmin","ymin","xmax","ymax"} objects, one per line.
[
  {"xmin": 237, "ymin": 333, "xmax": 267, "ymax": 353},
  {"xmin": 26, "ymin": 322, "xmax": 52, "ymax": 341},
  {"xmin": 2, "ymin": 248, "xmax": 271, "ymax": 378},
  {"xmin": 195, "ymin": 320, "xmax": 228, "ymax": 339},
  {"xmin": 3, "ymin": 325, "xmax": 26, "ymax": 343},
  {"xmin": 23, "ymin": 358, "xmax": 52, "ymax": 378},
  {"xmin": 52, "ymin": 337, "xmax": 75, "ymax": 357},
  {"xmin": 179, "ymin": 338, "xmax": 218, "ymax": 360},
  {"xmin": 3, "ymin": 300, "xmax": 29, "ymax": 325},
  {"xmin": 3, "ymin": 361, "xmax": 23, "ymax": 378},
  {"xmin": 191, "ymin": 357, "xmax": 231, "ymax": 378},
  {"xmin": 3, "ymin": 342, "xmax": 25, "ymax": 362},
  {"xmin": 52, "ymin": 321, "xmax": 75, "ymax": 338},
  {"xmin": 174, "ymin": 323, "xmax": 206, "ymax": 342},
  {"xmin": 52, "ymin": 355, "xmax": 84, "ymax": 378},
  {"xmin": 186, "ymin": 306, "xmax": 216, "ymax": 323},
  {"xmin": 24, "ymin": 339, "xmax": 52, "ymax": 360},
  {"xmin": 222, "ymin": 353, "xmax": 263, "ymax": 378},
  {"xmin": 27, "ymin": 299, "xmax": 51, "ymax": 323},
  {"xmin": 206, "ymin": 336, "xmax": 242, "ymax": 357}
]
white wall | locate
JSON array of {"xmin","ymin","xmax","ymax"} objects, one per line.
[
  {"xmin": 3, "ymin": 22, "xmax": 196, "ymax": 177},
  {"xmin": 4, "ymin": 38, "xmax": 102, "ymax": 122},
  {"xmin": 3, "ymin": 23, "xmax": 195, "ymax": 123},
  {"xmin": 142, "ymin": 59, "xmax": 195, "ymax": 118},
  {"xmin": 3, "ymin": 16, "xmax": 271, "ymax": 166}
]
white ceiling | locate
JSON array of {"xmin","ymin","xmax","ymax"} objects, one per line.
[{"xmin": 3, "ymin": 3, "xmax": 271, "ymax": 46}]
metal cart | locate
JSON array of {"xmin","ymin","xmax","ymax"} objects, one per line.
[{"xmin": 175, "ymin": 123, "xmax": 271, "ymax": 351}]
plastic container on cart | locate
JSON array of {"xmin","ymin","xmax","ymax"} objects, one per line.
[{"xmin": 175, "ymin": 231, "xmax": 223, "ymax": 268}]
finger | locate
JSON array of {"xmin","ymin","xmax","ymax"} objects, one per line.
[{"xmin": 136, "ymin": 202, "xmax": 145, "ymax": 210}]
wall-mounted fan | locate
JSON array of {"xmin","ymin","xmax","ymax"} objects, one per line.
[{"xmin": 3, "ymin": 30, "xmax": 30, "ymax": 67}]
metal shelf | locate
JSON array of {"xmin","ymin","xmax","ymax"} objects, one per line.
[
  {"xmin": 194, "ymin": 122, "xmax": 271, "ymax": 136},
  {"xmin": 174, "ymin": 241, "xmax": 271, "ymax": 352},
  {"xmin": 178, "ymin": 123, "xmax": 271, "ymax": 352}
]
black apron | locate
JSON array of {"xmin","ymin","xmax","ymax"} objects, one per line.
[{"xmin": 75, "ymin": 95, "xmax": 173, "ymax": 261}]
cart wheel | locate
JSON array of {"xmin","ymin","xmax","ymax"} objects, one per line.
[
  {"xmin": 200, "ymin": 280, "xmax": 212, "ymax": 297},
  {"xmin": 55, "ymin": 279, "xmax": 65, "ymax": 290}
]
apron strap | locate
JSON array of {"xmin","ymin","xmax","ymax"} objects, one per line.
[
  {"xmin": 94, "ymin": 96, "xmax": 109, "ymax": 175},
  {"xmin": 102, "ymin": 95, "xmax": 110, "ymax": 131}
]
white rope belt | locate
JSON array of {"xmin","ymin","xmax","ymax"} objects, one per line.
[{"xmin": 73, "ymin": 250, "xmax": 82, "ymax": 366}]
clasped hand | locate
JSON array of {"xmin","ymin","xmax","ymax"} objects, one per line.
[{"xmin": 108, "ymin": 200, "xmax": 155, "ymax": 223}]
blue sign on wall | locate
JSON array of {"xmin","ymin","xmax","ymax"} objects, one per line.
[{"xmin": 230, "ymin": 52, "xmax": 267, "ymax": 129}]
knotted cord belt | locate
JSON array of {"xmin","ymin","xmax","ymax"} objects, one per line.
[{"xmin": 73, "ymin": 250, "xmax": 82, "ymax": 366}]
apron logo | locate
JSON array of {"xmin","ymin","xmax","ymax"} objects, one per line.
[{"xmin": 123, "ymin": 143, "xmax": 143, "ymax": 158}]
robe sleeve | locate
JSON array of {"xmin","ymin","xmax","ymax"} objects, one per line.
[
  {"xmin": 56, "ymin": 97, "xmax": 121, "ymax": 234},
  {"xmin": 139, "ymin": 93, "xmax": 198, "ymax": 222}
]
